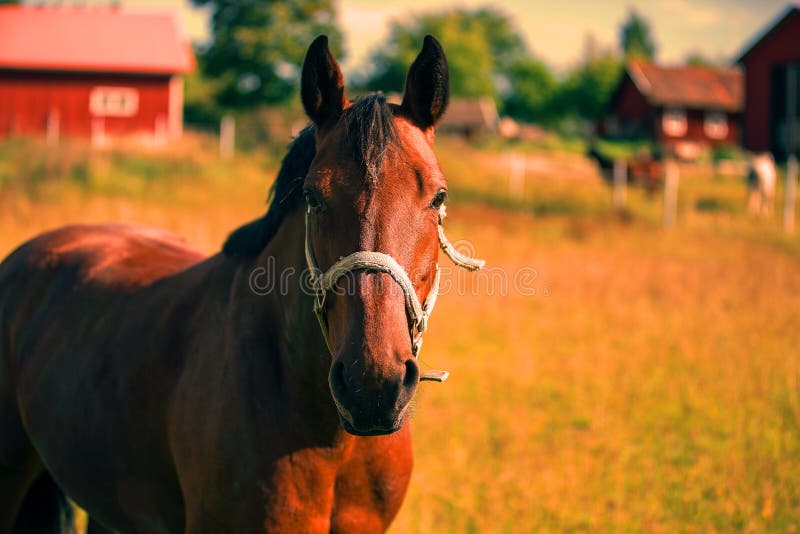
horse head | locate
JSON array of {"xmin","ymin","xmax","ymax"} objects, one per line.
[{"xmin": 300, "ymin": 35, "xmax": 453, "ymax": 436}]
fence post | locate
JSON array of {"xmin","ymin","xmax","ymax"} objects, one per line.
[
  {"xmin": 46, "ymin": 110, "xmax": 60, "ymax": 146},
  {"xmin": 613, "ymin": 159, "xmax": 627, "ymax": 212},
  {"xmin": 663, "ymin": 159, "xmax": 679, "ymax": 228},
  {"xmin": 91, "ymin": 118, "xmax": 105, "ymax": 148},
  {"xmin": 220, "ymin": 115, "xmax": 235, "ymax": 159},
  {"xmin": 786, "ymin": 155, "xmax": 798, "ymax": 234},
  {"xmin": 785, "ymin": 64, "xmax": 797, "ymax": 234},
  {"xmin": 508, "ymin": 153, "xmax": 525, "ymax": 199}
]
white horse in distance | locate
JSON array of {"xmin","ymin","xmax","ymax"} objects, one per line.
[{"xmin": 747, "ymin": 152, "xmax": 776, "ymax": 216}]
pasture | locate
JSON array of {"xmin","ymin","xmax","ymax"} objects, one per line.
[{"xmin": 1, "ymin": 136, "xmax": 798, "ymax": 533}]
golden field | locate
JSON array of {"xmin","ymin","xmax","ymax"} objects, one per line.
[{"xmin": 1, "ymin": 136, "xmax": 799, "ymax": 533}]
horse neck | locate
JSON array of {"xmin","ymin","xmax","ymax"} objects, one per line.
[{"xmin": 241, "ymin": 206, "xmax": 342, "ymax": 434}]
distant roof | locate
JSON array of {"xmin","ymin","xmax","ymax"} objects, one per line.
[
  {"xmin": 0, "ymin": 6, "xmax": 194, "ymax": 74},
  {"xmin": 736, "ymin": 5, "xmax": 800, "ymax": 63},
  {"xmin": 440, "ymin": 97, "xmax": 499, "ymax": 130},
  {"xmin": 626, "ymin": 60, "xmax": 743, "ymax": 112}
]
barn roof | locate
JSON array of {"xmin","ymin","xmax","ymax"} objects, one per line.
[
  {"xmin": 0, "ymin": 6, "xmax": 194, "ymax": 75},
  {"xmin": 736, "ymin": 5, "xmax": 800, "ymax": 63},
  {"xmin": 626, "ymin": 60, "xmax": 743, "ymax": 112}
]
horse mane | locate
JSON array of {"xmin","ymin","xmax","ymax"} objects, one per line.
[{"xmin": 222, "ymin": 93, "xmax": 398, "ymax": 257}]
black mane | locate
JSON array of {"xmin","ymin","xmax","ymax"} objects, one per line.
[{"xmin": 222, "ymin": 93, "xmax": 398, "ymax": 257}]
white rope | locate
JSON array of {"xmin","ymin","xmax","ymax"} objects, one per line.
[
  {"xmin": 318, "ymin": 252, "xmax": 426, "ymax": 329},
  {"xmin": 304, "ymin": 204, "xmax": 482, "ymax": 370},
  {"xmin": 437, "ymin": 205, "xmax": 485, "ymax": 271}
]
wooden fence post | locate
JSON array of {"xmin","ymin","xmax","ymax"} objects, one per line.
[
  {"xmin": 613, "ymin": 159, "xmax": 627, "ymax": 212},
  {"xmin": 91, "ymin": 118, "xmax": 105, "ymax": 148},
  {"xmin": 785, "ymin": 64, "xmax": 797, "ymax": 234},
  {"xmin": 663, "ymin": 159, "xmax": 679, "ymax": 228},
  {"xmin": 786, "ymin": 155, "xmax": 798, "ymax": 234},
  {"xmin": 508, "ymin": 153, "xmax": 525, "ymax": 199},
  {"xmin": 220, "ymin": 115, "xmax": 235, "ymax": 159},
  {"xmin": 46, "ymin": 110, "xmax": 60, "ymax": 146}
]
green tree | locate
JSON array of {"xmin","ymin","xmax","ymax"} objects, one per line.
[
  {"xmin": 502, "ymin": 57, "xmax": 558, "ymax": 124},
  {"xmin": 470, "ymin": 8, "xmax": 529, "ymax": 73},
  {"xmin": 191, "ymin": 0, "xmax": 343, "ymax": 109},
  {"xmin": 686, "ymin": 52, "xmax": 716, "ymax": 67},
  {"xmin": 554, "ymin": 53, "xmax": 623, "ymax": 120},
  {"xmin": 620, "ymin": 9, "xmax": 656, "ymax": 60},
  {"xmin": 363, "ymin": 8, "xmax": 527, "ymax": 102},
  {"xmin": 183, "ymin": 53, "xmax": 225, "ymax": 126}
]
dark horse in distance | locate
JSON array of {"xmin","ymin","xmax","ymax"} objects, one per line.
[{"xmin": 0, "ymin": 35, "xmax": 477, "ymax": 532}]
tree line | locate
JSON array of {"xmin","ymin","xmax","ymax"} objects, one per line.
[{"xmin": 188, "ymin": 1, "xmax": 673, "ymax": 129}]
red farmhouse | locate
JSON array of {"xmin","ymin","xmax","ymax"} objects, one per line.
[
  {"xmin": 0, "ymin": 6, "xmax": 194, "ymax": 144},
  {"xmin": 603, "ymin": 60, "xmax": 743, "ymax": 157},
  {"xmin": 737, "ymin": 5, "xmax": 800, "ymax": 160}
]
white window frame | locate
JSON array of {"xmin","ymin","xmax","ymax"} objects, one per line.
[
  {"xmin": 704, "ymin": 111, "xmax": 728, "ymax": 140},
  {"xmin": 662, "ymin": 108, "xmax": 687, "ymax": 137},
  {"xmin": 89, "ymin": 87, "xmax": 139, "ymax": 118}
]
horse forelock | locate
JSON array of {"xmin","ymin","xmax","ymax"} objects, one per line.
[
  {"xmin": 222, "ymin": 93, "xmax": 402, "ymax": 257},
  {"xmin": 343, "ymin": 93, "xmax": 399, "ymax": 183}
]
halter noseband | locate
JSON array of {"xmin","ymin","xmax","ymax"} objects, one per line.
[{"xmin": 304, "ymin": 204, "xmax": 484, "ymax": 382}]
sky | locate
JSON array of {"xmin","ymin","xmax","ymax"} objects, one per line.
[{"xmin": 125, "ymin": 0, "xmax": 793, "ymax": 74}]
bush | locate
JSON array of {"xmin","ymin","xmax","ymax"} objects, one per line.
[{"xmin": 711, "ymin": 143, "xmax": 744, "ymax": 163}]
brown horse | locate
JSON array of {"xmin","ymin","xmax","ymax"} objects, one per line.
[{"xmin": 0, "ymin": 35, "xmax": 468, "ymax": 532}]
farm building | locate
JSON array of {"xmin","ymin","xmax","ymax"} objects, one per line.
[
  {"xmin": 602, "ymin": 60, "xmax": 743, "ymax": 159},
  {"xmin": 438, "ymin": 97, "xmax": 499, "ymax": 138},
  {"xmin": 736, "ymin": 5, "xmax": 800, "ymax": 160},
  {"xmin": 0, "ymin": 6, "xmax": 194, "ymax": 145}
]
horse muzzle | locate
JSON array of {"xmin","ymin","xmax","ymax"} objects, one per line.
[{"xmin": 328, "ymin": 357, "xmax": 419, "ymax": 436}]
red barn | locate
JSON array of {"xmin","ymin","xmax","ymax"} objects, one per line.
[
  {"xmin": 736, "ymin": 5, "xmax": 800, "ymax": 160},
  {"xmin": 0, "ymin": 6, "xmax": 194, "ymax": 145},
  {"xmin": 603, "ymin": 60, "xmax": 743, "ymax": 158}
]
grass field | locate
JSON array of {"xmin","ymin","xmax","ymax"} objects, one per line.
[{"xmin": 1, "ymin": 136, "xmax": 798, "ymax": 533}]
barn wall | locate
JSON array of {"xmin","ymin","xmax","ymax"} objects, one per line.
[
  {"xmin": 0, "ymin": 70, "xmax": 174, "ymax": 140},
  {"xmin": 615, "ymin": 76, "xmax": 652, "ymax": 120},
  {"xmin": 602, "ymin": 74, "xmax": 654, "ymax": 139},
  {"xmin": 607, "ymin": 73, "xmax": 741, "ymax": 147},
  {"xmin": 656, "ymin": 109, "xmax": 741, "ymax": 146},
  {"xmin": 741, "ymin": 12, "xmax": 800, "ymax": 152}
]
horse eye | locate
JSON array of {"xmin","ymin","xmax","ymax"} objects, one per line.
[
  {"xmin": 303, "ymin": 189, "xmax": 325, "ymax": 213},
  {"xmin": 430, "ymin": 189, "xmax": 447, "ymax": 209}
]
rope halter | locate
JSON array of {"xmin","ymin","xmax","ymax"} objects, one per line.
[{"xmin": 304, "ymin": 204, "xmax": 484, "ymax": 382}]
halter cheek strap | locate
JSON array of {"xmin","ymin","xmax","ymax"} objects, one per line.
[{"xmin": 304, "ymin": 204, "xmax": 484, "ymax": 382}]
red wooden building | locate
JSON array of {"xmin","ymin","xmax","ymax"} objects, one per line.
[
  {"xmin": 736, "ymin": 5, "xmax": 800, "ymax": 160},
  {"xmin": 0, "ymin": 6, "xmax": 194, "ymax": 144},
  {"xmin": 603, "ymin": 60, "xmax": 743, "ymax": 158}
]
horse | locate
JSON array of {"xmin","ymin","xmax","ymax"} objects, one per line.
[
  {"xmin": 747, "ymin": 152, "xmax": 776, "ymax": 216},
  {"xmin": 0, "ymin": 35, "xmax": 482, "ymax": 533},
  {"xmin": 586, "ymin": 141, "xmax": 662, "ymax": 193}
]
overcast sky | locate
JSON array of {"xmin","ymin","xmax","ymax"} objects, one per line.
[{"xmin": 127, "ymin": 0, "xmax": 792, "ymax": 73}]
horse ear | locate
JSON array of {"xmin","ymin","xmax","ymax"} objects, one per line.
[
  {"xmin": 401, "ymin": 35, "xmax": 450, "ymax": 130},
  {"xmin": 301, "ymin": 35, "xmax": 347, "ymax": 128}
]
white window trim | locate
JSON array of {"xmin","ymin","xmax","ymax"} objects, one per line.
[
  {"xmin": 89, "ymin": 87, "xmax": 139, "ymax": 118},
  {"xmin": 662, "ymin": 108, "xmax": 687, "ymax": 137},
  {"xmin": 704, "ymin": 111, "xmax": 728, "ymax": 140}
]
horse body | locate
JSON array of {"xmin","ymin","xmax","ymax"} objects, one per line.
[
  {"xmin": 1, "ymin": 218, "xmax": 413, "ymax": 533},
  {"xmin": 1, "ymin": 223, "xmax": 200, "ymax": 532}
]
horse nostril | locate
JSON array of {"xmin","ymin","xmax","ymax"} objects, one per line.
[{"xmin": 403, "ymin": 358, "xmax": 420, "ymax": 389}]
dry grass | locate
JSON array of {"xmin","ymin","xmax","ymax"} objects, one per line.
[
  {"xmin": 1, "ymin": 137, "xmax": 799, "ymax": 533},
  {"xmin": 398, "ymin": 205, "xmax": 800, "ymax": 533}
]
